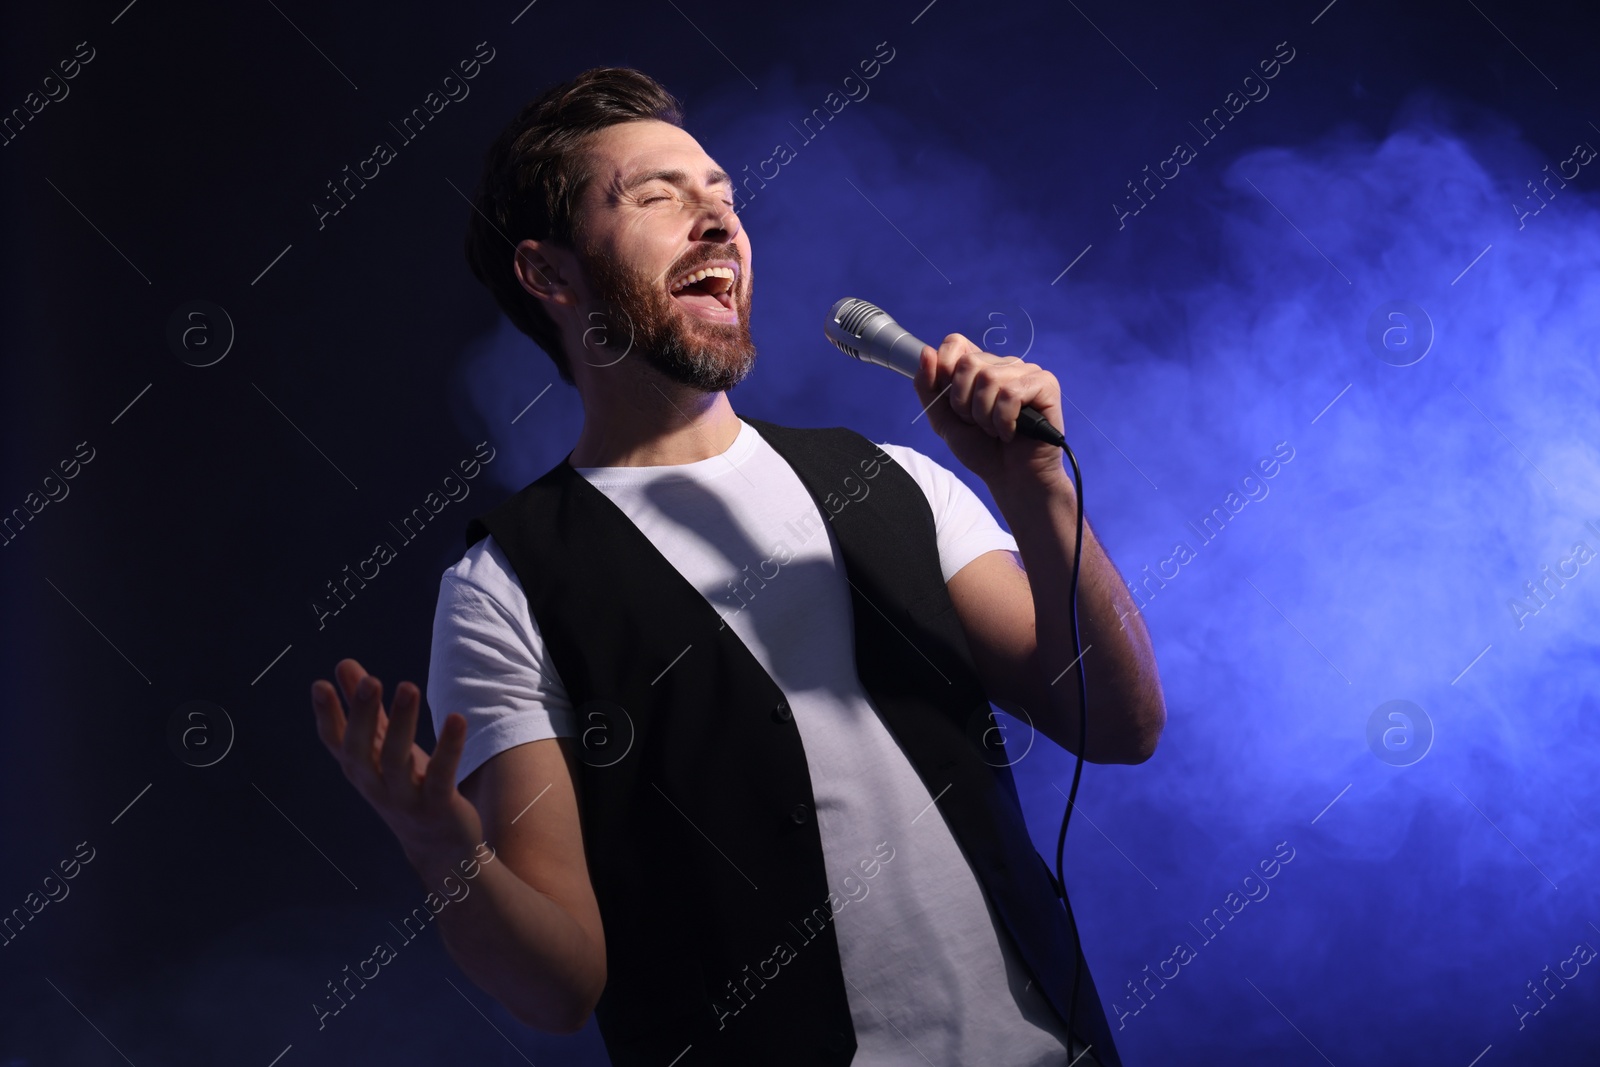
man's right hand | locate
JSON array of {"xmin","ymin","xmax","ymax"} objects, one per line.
[{"xmin": 311, "ymin": 657, "xmax": 485, "ymax": 874}]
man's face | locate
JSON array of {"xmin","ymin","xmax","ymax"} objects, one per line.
[{"xmin": 571, "ymin": 119, "xmax": 755, "ymax": 393}]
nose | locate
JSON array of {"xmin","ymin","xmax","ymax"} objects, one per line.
[{"xmin": 689, "ymin": 191, "xmax": 740, "ymax": 244}]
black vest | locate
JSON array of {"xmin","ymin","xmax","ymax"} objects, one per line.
[{"xmin": 465, "ymin": 416, "xmax": 1122, "ymax": 1067}]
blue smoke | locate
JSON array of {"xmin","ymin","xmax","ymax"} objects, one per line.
[{"xmin": 456, "ymin": 73, "xmax": 1600, "ymax": 1063}]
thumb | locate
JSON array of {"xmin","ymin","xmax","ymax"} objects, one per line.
[
  {"xmin": 915, "ymin": 344, "xmax": 940, "ymax": 394},
  {"xmin": 424, "ymin": 713, "xmax": 468, "ymax": 806},
  {"xmin": 914, "ymin": 344, "xmax": 956, "ymax": 440}
]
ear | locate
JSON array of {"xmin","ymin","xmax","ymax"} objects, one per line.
[{"xmin": 513, "ymin": 239, "xmax": 578, "ymax": 309}]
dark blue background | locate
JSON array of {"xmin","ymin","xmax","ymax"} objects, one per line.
[{"xmin": 3, "ymin": 1, "xmax": 1598, "ymax": 1063}]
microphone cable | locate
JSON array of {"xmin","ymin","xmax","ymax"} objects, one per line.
[
  {"xmin": 979, "ymin": 396, "xmax": 1090, "ymax": 1055},
  {"xmin": 1049, "ymin": 435, "xmax": 1088, "ymax": 1059},
  {"xmin": 969, "ymin": 405, "xmax": 1090, "ymax": 1054},
  {"xmin": 1017, "ymin": 415, "xmax": 1088, "ymax": 1057}
]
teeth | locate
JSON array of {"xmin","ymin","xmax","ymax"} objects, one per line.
[{"xmin": 669, "ymin": 265, "xmax": 736, "ymax": 292}]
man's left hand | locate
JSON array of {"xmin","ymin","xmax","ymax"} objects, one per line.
[{"xmin": 913, "ymin": 333, "xmax": 1072, "ymax": 495}]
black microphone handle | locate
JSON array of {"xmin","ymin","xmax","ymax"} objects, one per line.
[{"xmin": 1013, "ymin": 406, "xmax": 1067, "ymax": 448}]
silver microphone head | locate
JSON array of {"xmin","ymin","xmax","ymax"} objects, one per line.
[
  {"xmin": 824, "ymin": 297, "xmax": 886, "ymax": 361},
  {"xmin": 824, "ymin": 297, "xmax": 928, "ymax": 380}
]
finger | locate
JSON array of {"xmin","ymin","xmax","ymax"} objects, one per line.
[
  {"xmin": 341, "ymin": 673, "xmax": 386, "ymax": 780},
  {"xmin": 311, "ymin": 680, "xmax": 347, "ymax": 752},
  {"xmin": 380, "ymin": 681, "xmax": 423, "ymax": 787},
  {"xmin": 946, "ymin": 351, "xmax": 985, "ymax": 425},
  {"xmin": 334, "ymin": 658, "xmax": 368, "ymax": 707},
  {"xmin": 1020, "ymin": 369, "xmax": 1066, "ymax": 437},
  {"xmin": 980, "ymin": 362, "xmax": 1041, "ymax": 443},
  {"xmin": 935, "ymin": 333, "xmax": 979, "ymax": 377},
  {"xmin": 931, "ymin": 333, "xmax": 969, "ymax": 392},
  {"xmin": 969, "ymin": 363, "xmax": 1011, "ymax": 439},
  {"xmin": 424, "ymin": 713, "xmax": 468, "ymax": 807},
  {"xmin": 992, "ymin": 377, "xmax": 1031, "ymax": 443}
]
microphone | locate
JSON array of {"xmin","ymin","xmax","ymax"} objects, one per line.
[{"xmin": 824, "ymin": 297, "xmax": 1066, "ymax": 447}]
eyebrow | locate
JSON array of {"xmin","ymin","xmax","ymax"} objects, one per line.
[{"xmin": 619, "ymin": 167, "xmax": 732, "ymax": 194}]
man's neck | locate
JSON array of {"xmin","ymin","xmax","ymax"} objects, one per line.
[{"xmin": 569, "ymin": 386, "xmax": 742, "ymax": 468}]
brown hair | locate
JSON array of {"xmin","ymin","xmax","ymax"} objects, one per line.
[{"xmin": 463, "ymin": 68, "xmax": 685, "ymax": 385}]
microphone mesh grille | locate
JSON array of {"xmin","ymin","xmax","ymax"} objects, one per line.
[{"xmin": 834, "ymin": 298, "xmax": 883, "ymax": 336}]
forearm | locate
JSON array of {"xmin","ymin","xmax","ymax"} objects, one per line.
[
  {"xmin": 410, "ymin": 845, "xmax": 604, "ymax": 1034},
  {"xmin": 994, "ymin": 479, "xmax": 1165, "ymax": 763}
]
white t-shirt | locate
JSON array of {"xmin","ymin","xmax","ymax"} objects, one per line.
[{"xmin": 426, "ymin": 417, "xmax": 1075, "ymax": 1066}]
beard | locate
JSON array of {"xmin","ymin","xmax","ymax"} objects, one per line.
[{"xmin": 575, "ymin": 244, "xmax": 757, "ymax": 394}]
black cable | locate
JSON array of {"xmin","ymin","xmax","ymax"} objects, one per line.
[
  {"xmin": 995, "ymin": 409, "xmax": 1090, "ymax": 1058},
  {"xmin": 1048, "ymin": 436, "xmax": 1088, "ymax": 1058}
]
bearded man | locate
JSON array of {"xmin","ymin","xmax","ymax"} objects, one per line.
[{"xmin": 311, "ymin": 66, "xmax": 1164, "ymax": 1067}]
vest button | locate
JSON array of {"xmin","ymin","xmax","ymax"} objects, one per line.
[
  {"xmin": 790, "ymin": 802, "xmax": 811, "ymax": 824},
  {"xmin": 823, "ymin": 1029, "xmax": 847, "ymax": 1053},
  {"xmin": 773, "ymin": 702, "xmax": 793, "ymax": 722}
]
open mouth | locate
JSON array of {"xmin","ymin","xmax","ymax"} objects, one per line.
[{"xmin": 667, "ymin": 262, "xmax": 739, "ymax": 321}]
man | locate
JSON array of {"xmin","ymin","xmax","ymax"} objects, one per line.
[{"xmin": 310, "ymin": 67, "xmax": 1164, "ymax": 1066}]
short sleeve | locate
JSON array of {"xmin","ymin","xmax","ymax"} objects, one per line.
[
  {"xmin": 425, "ymin": 536, "xmax": 579, "ymax": 789},
  {"xmin": 877, "ymin": 442, "xmax": 1020, "ymax": 583}
]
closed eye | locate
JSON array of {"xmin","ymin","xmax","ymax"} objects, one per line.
[{"xmin": 637, "ymin": 194, "xmax": 736, "ymax": 211}]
